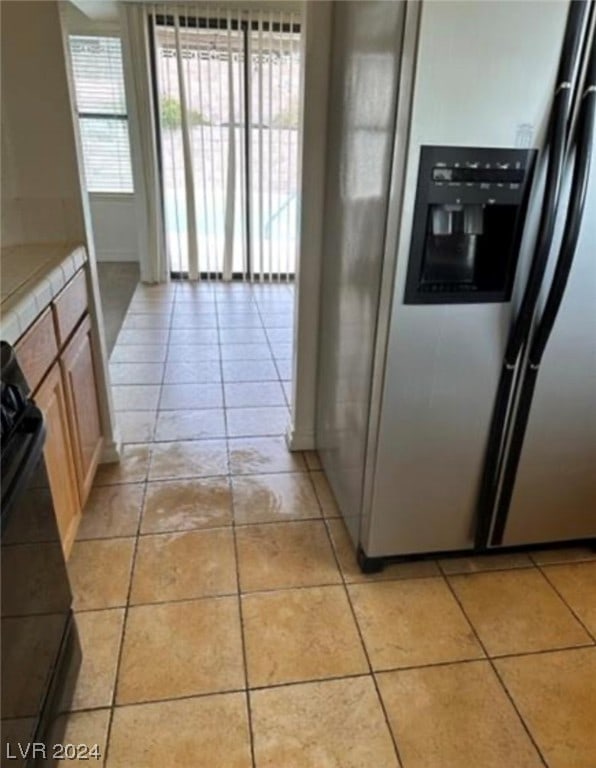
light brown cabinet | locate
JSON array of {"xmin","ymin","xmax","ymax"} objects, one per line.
[
  {"xmin": 13, "ymin": 307, "xmax": 59, "ymax": 392},
  {"xmin": 54, "ymin": 269, "xmax": 88, "ymax": 346},
  {"xmin": 35, "ymin": 363, "xmax": 81, "ymax": 557},
  {"xmin": 14, "ymin": 267, "xmax": 103, "ymax": 556},
  {"xmin": 61, "ymin": 315, "xmax": 103, "ymax": 506}
]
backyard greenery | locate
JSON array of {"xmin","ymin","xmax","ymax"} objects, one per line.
[{"xmin": 161, "ymin": 97, "xmax": 209, "ymax": 129}]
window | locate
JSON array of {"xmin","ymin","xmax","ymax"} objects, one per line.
[{"xmin": 69, "ymin": 36, "xmax": 134, "ymax": 193}]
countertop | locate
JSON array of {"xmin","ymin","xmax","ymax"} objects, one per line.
[{"xmin": 0, "ymin": 242, "xmax": 87, "ymax": 345}]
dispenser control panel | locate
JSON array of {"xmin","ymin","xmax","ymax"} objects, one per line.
[
  {"xmin": 431, "ymin": 166, "xmax": 526, "ymax": 185},
  {"xmin": 405, "ymin": 146, "xmax": 537, "ymax": 305}
]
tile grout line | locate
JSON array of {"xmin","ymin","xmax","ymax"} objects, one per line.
[
  {"xmin": 231, "ymin": 528, "xmax": 258, "ymax": 768},
  {"xmin": 436, "ymin": 559, "xmax": 537, "ymax": 578},
  {"xmin": 96, "ymin": 464, "xmax": 310, "ymax": 489},
  {"xmin": 528, "ymin": 549, "xmax": 596, "ymax": 567},
  {"xmin": 74, "ymin": 462, "xmax": 332, "ymax": 537},
  {"xmin": 218, "ymin": 285, "xmax": 309, "ymax": 758},
  {"xmin": 63, "ymin": 670, "xmax": 370, "ymax": 717},
  {"xmin": 437, "ymin": 558, "xmax": 596, "ymax": 645},
  {"xmin": 115, "ymin": 404, "xmax": 291, "ymax": 412},
  {"xmin": 215, "ymin": 289, "xmax": 258, "ymax": 768},
  {"xmin": 94, "ymin": 465, "xmax": 326, "ymax": 486},
  {"xmin": 63, "ymin": 623, "xmax": 596, "ymax": 708},
  {"xmin": 67, "ymin": 577, "xmax": 354, "ymax": 614},
  {"xmin": 74, "ymin": 668, "xmax": 389, "ymax": 716},
  {"xmin": 100, "ymin": 280, "xmax": 177, "ymax": 766},
  {"xmin": 320, "ymin": 514, "xmax": 405, "ymax": 767},
  {"xmin": 213, "ymin": 291, "xmax": 228, "ymax": 428},
  {"xmin": 440, "ymin": 572, "xmax": 550, "ymax": 768},
  {"xmin": 534, "ymin": 563, "xmax": 596, "ymax": 644},
  {"xmin": 218, "ymin": 286, "xmax": 287, "ymax": 413},
  {"xmin": 252, "ymin": 288, "xmax": 292, "ymax": 408}
]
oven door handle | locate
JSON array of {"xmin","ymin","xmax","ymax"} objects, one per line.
[{"xmin": 1, "ymin": 404, "xmax": 46, "ymax": 533}]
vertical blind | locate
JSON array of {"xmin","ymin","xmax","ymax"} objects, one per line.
[
  {"xmin": 151, "ymin": 8, "xmax": 301, "ymax": 280},
  {"xmin": 69, "ymin": 36, "xmax": 134, "ymax": 193}
]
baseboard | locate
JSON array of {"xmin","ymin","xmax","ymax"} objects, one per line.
[
  {"xmin": 285, "ymin": 425, "xmax": 316, "ymax": 451},
  {"xmin": 95, "ymin": 251, "xmax": 139, "ymax": 263},
  {"xmin": 100, "ymin": 437, "xmax": 122, "ymax": 463}
]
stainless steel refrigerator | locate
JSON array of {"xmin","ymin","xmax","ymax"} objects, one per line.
[{"xmin": 316, "ymin": 0, "xmax": 596, "ymax": 568}]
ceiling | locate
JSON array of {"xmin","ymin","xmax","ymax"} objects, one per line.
[{"xmin": 68, "ymin": 0, "xmax": 302, "ymax": 24}]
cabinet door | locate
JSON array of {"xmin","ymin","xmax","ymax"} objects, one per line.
[
  {"xmin": 61, "ymin": 314, "xmax": 103, "ymax": 507},
  {"xmin": 35, "ymin": 363, "xmax": 81, "ymax": 558}
]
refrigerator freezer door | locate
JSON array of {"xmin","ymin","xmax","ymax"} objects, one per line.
[
  {"xmin": 316, "ymin": 1, "xmax": 406, "ymax": 545},
  {"xmin": 502, "ymin": 146, "xmax": 596, "ymax": 545}
]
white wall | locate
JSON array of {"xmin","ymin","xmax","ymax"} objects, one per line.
[
  {"xmin": 89, "ymin": 194, "xmax": 140, "ymax": 261},
  {"xmin": 61, "ymin": 2, "xmax": 142, "ymax": 265},
  {"xmin": 1, "ymin": 1, "xmax": 86, "ymax": 245},
  {"xmin": 287, "ymin": 0, "xmax": 332, "ymax": 450}
]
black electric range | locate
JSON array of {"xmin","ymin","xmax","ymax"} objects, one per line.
[{"xmin": 1, "ymin": 342, "xmax": 81, "ymax": 766}]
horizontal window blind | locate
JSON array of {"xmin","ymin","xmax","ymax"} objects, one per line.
[{"xmin": 69, "ymin": 36, "xmax": 134, "ymax": 193}]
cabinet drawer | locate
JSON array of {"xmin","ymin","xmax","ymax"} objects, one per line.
[
  {"xmin": 15, "ymin": 307, "xmax": 59, "ymax": 392},
  {"xmin": 53, "ymin": 268, "xmax": 88, "ymax": 346}
]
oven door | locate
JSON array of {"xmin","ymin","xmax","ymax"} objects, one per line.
[{"xmin": 1, "ymin": 404, "xmax": 80, "ymax": 765}]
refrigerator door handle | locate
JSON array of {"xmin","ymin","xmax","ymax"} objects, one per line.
[
  {"xmin": 490, "ymin": 37, "xmax": 596, "ymax": 547},
  {"xmin": 503, "ymin": 0, "xmax": 589, "ymax": 367},
  {"xmin": 474, "ymin": 0, "xmax": 590, "ymax": 550},
  {"xmin": 531, "ymin": 48, "xmax": 596, "ymax": 369}
]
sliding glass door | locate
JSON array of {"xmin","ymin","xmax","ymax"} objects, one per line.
[{"xmin": 150, "ymin": 8, "xmax": 301, "ymax": 280}]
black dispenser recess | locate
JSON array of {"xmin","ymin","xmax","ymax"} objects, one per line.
[{"xmin": 405, "ymin": 146, "xmax": 536, "ymax": 304}]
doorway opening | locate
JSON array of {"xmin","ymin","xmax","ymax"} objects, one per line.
[{"xmin": 150, "ymin": 8, "xmax": 302, "ymax": 282}]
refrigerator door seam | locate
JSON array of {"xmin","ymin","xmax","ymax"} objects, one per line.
[
  {"xmin": 474, "ymin": 0, "xmax": 590, "ymax": 550},
  {"xmin": 490, "ymin": 32, "xmax": 596, "ymax": 546}
]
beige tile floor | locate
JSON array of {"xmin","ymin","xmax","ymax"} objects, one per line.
[{"xmin": 63, "ymin": 281, "xmax": 596, "ymax": 768}]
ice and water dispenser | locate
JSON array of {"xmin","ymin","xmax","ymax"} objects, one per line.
[{"xmin": 405, "ymin": 146, "xmax": 536, "ymax": 304}]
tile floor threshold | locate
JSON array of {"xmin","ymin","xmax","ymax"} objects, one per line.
[{"xmin": 53, "ymin": 280, "xmax": 596, "ymax": 767}]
